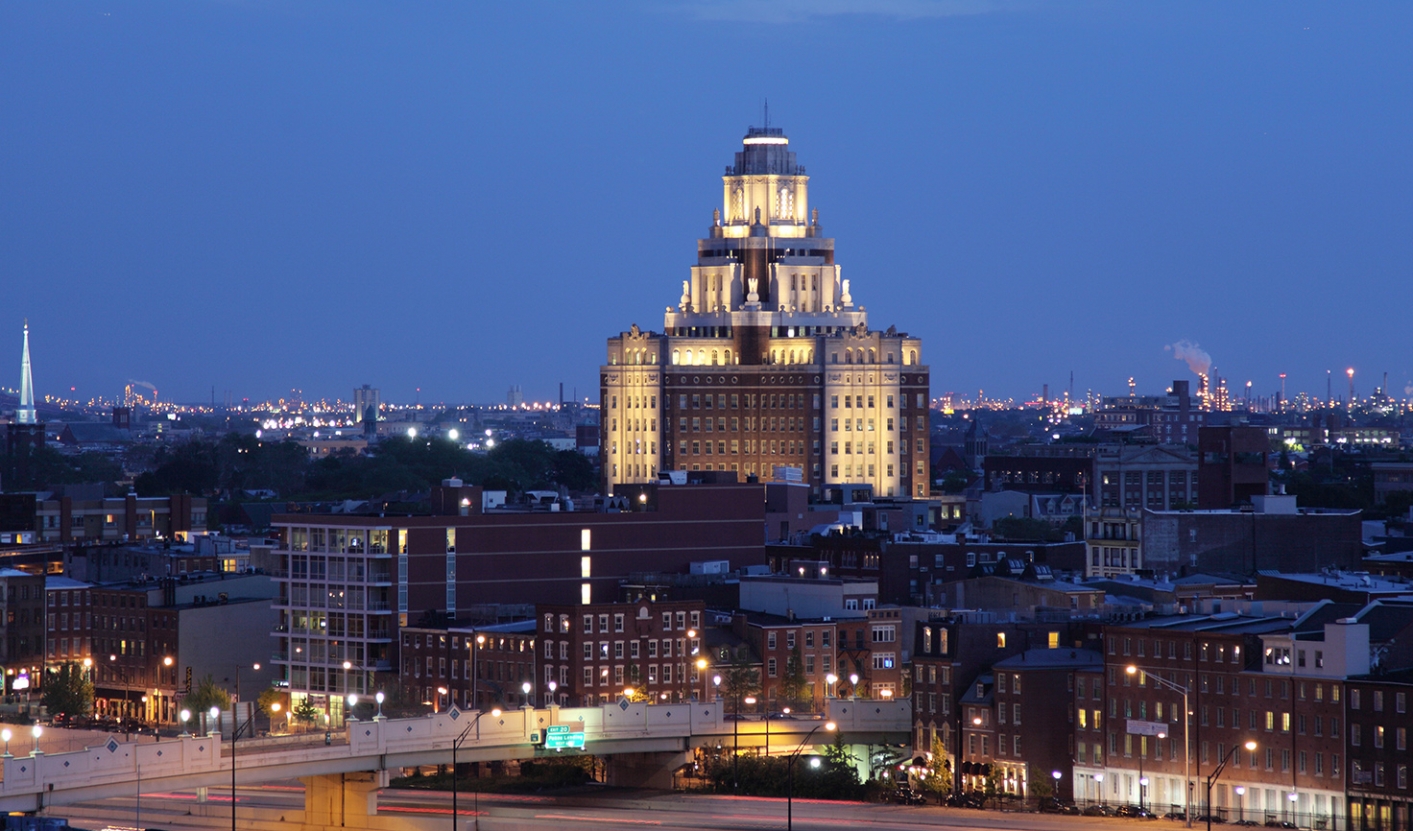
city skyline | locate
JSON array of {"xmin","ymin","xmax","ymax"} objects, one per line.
[{"xmin": 2, "ymin": 2, "xmax": 1410, "ymax": 405}]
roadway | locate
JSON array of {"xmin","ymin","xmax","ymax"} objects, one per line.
[{"xmin": 56, "ymin": 783, "xmax": 1172, "ymax": 831}]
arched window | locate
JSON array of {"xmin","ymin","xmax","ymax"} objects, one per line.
[
  {"xmin": 671, "ymin": 350, "xmax": 680, "ymax": 365},
  {"xmin": 789, "ymin": 350, "xmax": 797, "ymax": 364},
  {"xmin": 712, "ymin": 351, "xmax": 719, "ymax": 366},
  {"xmin": 869, "ymin": 348, "xmax": 877, "ymax": 363},
  {"xmin": 724, "ymin": 349, "xmax": 733, "ymax": 365},
  {"xmin": 886, "ymin": 353, "xmax": 894, "ymax": 364},
  {"xmin": 696, "ymin": 350, "xmax": 705, "ymax": 366},
  {"xmin": 910, "ymin": 349, "xmax": 918, "ymax": 365},
  {"xmin": 807, "ymin": 350, "xmax": 814, "ymax": 363},
  {"xmin": 649, "ymin": 352, "xmax": 657, "ymax": 365},
  {"xmin": 845, "ymin": 349, "xmax": 853, "ymax": 364}
]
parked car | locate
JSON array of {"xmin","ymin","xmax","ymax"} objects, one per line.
[
  {"xmin": 1195, "ymin": 814, "xmax": 1228, "ymax": 824},
  {"xmin": 1039, "ymin": 798, "xmax": 1081, "ymax": 815},
  {"xmin": 1263, "ymin": 821, "xmax": 1296, "ymax": 829},
  {"xmin": 1165, "ymin": 812, "xmax": 1190, "ymax": 821},
  {"xmin": 1116, "ymin": 805, "xmax": 1159, "ymax": 819},
  {"xmin": 1084, "ymin": 804, "xmax": 1117, "ymax": 817},
  {"xmin": 1233, "ymin": 820, "xmax": 1262, "ymax": 827},
  {"xmin": 946, "ymin": 793, "xmax": 985, "ymax": 809},
  {"xmin": 892, "ymin": 788, "xmax": 926, "ymax": 806}
]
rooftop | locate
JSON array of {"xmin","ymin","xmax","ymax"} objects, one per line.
[{"xmin": 993, "ymin": 648, "xmax": 1103, "ymax": 670}]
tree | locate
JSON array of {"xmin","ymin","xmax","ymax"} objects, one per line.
[
  {"xmin": 718, "ymin": 653, "xmax": 759, "ymax": 706},
  {"xmin": 919, "ymin": 735, "xmax": 952, "ymax": 805},
  {"xmin": 292, "ymin": 697, "xmax": 321, "ymax": 727},
  {"xmin": 256, "ymin": 686, "xmax": 288, "ymax": 716},
  {"xmin": 779, "ymin": 645, "xmax": 808, "ymax": 710},
  {"xmin": 179, "ymin": 674, "xmax": 232, "ymax": 714},
  {"xmin": 41, "ymin": 662, "xmax": 93, "ymax": 720}
]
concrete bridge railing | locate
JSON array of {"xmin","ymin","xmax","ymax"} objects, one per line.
[{"xmin": 0, "ymin": 697, "xmax": 911, "ymax": 806}]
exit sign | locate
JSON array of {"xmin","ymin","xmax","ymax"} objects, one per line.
[{"xmin": 544, "ymin": 724, "xmax": 585, "ymax": 750}]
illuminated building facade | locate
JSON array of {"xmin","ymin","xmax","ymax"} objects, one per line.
[{"xmin": 602, "ymin": 126, "xmax": 930, "ymax": 497}]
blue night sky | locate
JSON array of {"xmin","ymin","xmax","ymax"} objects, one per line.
[{"xmin": 2, "ymin": 2, "xmax": 1410, "ymax": 407}]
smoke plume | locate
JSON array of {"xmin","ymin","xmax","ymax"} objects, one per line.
[{"xmin": 1166, "ymin": 340, "xmax": 1212, "ymax": 377}]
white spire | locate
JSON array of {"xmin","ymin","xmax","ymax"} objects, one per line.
[{"xmin": 17, "ymin": 321, "xmax": 36, "ymax": 424}]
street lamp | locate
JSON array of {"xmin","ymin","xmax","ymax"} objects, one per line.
[
  {"xmin": 1138, "ymin": 729, "xmax": 1165, "ymax": 813},
  {"xmin": 453, "ymin": 707, "xmax": 501, "ymax": 831},
  {"xmin": 1205, "ymin": 741, "xmax": 1255, "ymax": 831},
  {"xmin": 1095, "ymin": 772, "xmax": 1104, "ymax": 807},
  {"xmin": 695, "ymin": 659, "xmax": 708, "ymax": 701},
  {"xmin": 30, "ymin": 725, "xmax": 41, "ymax": 755},
  {"xmin": 0, "ymin": 728, "xmax": 10, "ymax": 758},
  {"xmin": 521, "ymin": 681, "xmax": 532, "ymax": 707},
  {"xmin": 731, "ymin": 685, "xmax": 753, "ymax": 791},
  {"xmin": 1128, "ymin": 665, "xmax": 1191, "ymax": 827},
  {"xmin": 269, "ymin": 703, "xmax": 280, "ymax": 734},
  {"xmin": 436, "ymin": 687, "xmax": 449, "ymax": 713},
  {"xmin": 374, "ymin": 691, "xmax": 385, "ymax": 721},
  {"xmin": 825, "ymin": 673, "xmax": 837, "ymax": 698},
  {"xmin": 208, "ymin": 705, "xmax": 220, "ymax": 737},
  {"xmin": 786, "ymin": 722, "xmax": 837, "ymax": 831},
  {"xmin": 346, "ymin": 694, "xmax": 358, "ymax": 723},
  {"xmin": 849, "ymin": 673, "xmax": 859, "ymax": 700},
  {"xmin": 712, "ymin": 675, "xmax": 721, "ymax": 702},
  {"xmin": 1234, "ymin": 786, "xmax": 1246, "ymax": 824},
  {"xmin": 179, "ymin": 709, "xmax": 192, "ymax": 737}
]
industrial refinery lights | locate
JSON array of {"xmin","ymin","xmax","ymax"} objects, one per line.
[{"xmin": 601, "ymin": 126, "xmax": 930, "ymax": 498}]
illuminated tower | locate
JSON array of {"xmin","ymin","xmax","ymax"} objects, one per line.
[
  {"xmin": 17, "ymin": 322, "xmax": 36, "ymax": 425},
  {"xmin": 602, "ymin": 126, "xmax": 930, "ymax": 497}
]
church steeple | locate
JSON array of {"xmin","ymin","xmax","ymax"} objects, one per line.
[{"xmin": 17, "ymin": 322, "xmax": 36, "ymax": 425}]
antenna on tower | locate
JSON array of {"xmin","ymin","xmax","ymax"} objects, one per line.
[{"xmin": 764, "ymin": 99, "xmax": 769, "ymax": 130}]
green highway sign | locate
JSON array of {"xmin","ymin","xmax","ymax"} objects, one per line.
[{"xmin": 544, "ymin": 725, "xmax": 585, "ymax": 750}]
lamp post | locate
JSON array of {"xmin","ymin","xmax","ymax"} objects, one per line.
[
  {"xmin": 179, "ymin": 709, "xmax": 192, "ymax": 738},
  {"xmin": 849, "ymin": 673, "xmax": 859, "ymax": 700},
  {"xmin": 731, "ymin": 686, "xmax": 747, "ymax": 791},
  {"xmin": 453, "ymin": 707, "xmax": 501, "ymax": 831},
  {"xmin": 2, "ymin": 728, "xmax": 13, "ymax": 758},
  {"xmin": 1052, "ymin": 769, "xmax": 1062, "ymax": 804},
  {"xmin": 1234, "ymin": 786, "xmax": 1245, "ymax": 824},
  {"xmin": 208, "ymin": 705, "xmax": 220, "ymax": 737},
  {"xmin": 1095, "ymin": 772, "xmax": 1104, "ymax": 808},
  {"xmin": 825, "ymin": 673, "xmax": 837, "ymax": 698},
  {"xmin": 1128, "ymin": 665, "xmax": 1192, "ymax": 827},
  {"xmin": 696, "ymin": 658, "xmax": 709, "ymax": 701},
  {"xmin": 436, "ymin": 686, "xmax": 448, "ymax": 713},
  {"xmin": 374, "ymin": 691, "xmax": 385, "ymax": 721},
  {"xmin": 712, "ymin": 675, "xmax": 721, "ymax": 701},
  {"xmin": 1138, "ymin": 730, "xmax": 1164, "ymax": 812},
  {"xmin": 1205, "ymin": 741, "xmax": 1256, "ymax": 831},
  {"xmin": 229, "ymin": 662, "xmax": 259, "ymax": 831},
  {"xmin": 29, "ymin": 725, "xmax": 40, "ymax": 755},
  {"xmin": 786, "ymin": 722, "xmax": 837, "ymax": 831},
  {"xmin": 521, "ymin": 681, "xmax": 532, "ymax": 707},
  {"xmin": 268, "ymin": 703, "xmax": 280, "ymax": 734}
]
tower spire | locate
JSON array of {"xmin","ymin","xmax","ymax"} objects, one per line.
[{"xmin": 17, "ymin": 321, "xmax": 36, "ymax": 424}]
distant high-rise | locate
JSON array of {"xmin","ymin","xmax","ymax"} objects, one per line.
[
  {"xmin": 507, "ymin": 385, "xmax": 524, "ymax": 408},
  {"xmin": 17, "ymin": 322, "xmax": 36, "ymax": 425},
  {"xmin": 601, "ymin": 126, "xmax": 930, "ymax": 497},
  {"xmin": 352, "ymin": 385, "xmax": 380, "ymax": 424}
]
